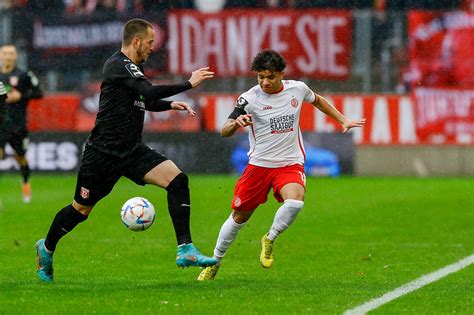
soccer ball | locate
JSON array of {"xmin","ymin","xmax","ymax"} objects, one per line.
[{"xmin": 120, "ymin": 197, "xmax": 155, "ymax": 231}]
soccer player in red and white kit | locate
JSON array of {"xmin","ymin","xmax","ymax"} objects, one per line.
[{"xmin": 198, "ymin": 49, "xmax": 366, "ymax": 281}]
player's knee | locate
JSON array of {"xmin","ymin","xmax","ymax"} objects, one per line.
[
  {"xmin": 166, "ymin": 172, "xmax": 189, "ymax": 192},
  {"xmin": 284, "ymin": 199, "xmax": 304, "ymax": 214},
  {"xmin": 232, "ymin": 210, "xmax": 252, "ymax": 224}
]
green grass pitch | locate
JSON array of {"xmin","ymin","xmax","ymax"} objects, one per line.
[{"xmin": 0, "ymin": 174, "xmax": 473, "ymax": 314}]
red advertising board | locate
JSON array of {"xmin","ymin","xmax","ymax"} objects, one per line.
[
  {"xmin": 167, "ymin": 9, "xmax": 352, "ymax": 80},
  {"xmin": 28, "ymin": 94, "xmax": 80, "ymax": 131},
  {"xmin": 27, "ymin": 93, "xmax": 473, "ymax": 145},
  {"xmin": 408, "ymin": 10, "xmax": 474, "ymax": 88}
]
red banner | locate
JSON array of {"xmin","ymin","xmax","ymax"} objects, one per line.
[
  {"xmin": 167, "ymin": 9, "xmax": 352, "ymax": 80},
  {"xmin": 408, "ymin": 10, "xmax": 474, "ymax": 88},
  {"xmin": 413, "ymin": 87, "xmax": 474, "ymax": 143}
]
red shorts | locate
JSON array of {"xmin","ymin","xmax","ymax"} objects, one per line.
[{"xmin": 231, "ymin": 164, "xmax": 306, "ymax": 212}]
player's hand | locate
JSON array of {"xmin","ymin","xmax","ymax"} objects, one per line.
[
  {"xmin": 235, "ymin": 114, "xmax": 253, "ymax": 127},
  {"xmin": 341, "ymin": 118, "xmax": 366, "ymax": 133},
  {"xmin": 170, "ymin": 101, "xmax": 196, "ymax": 116},
  {"xmin": 6, "ymin": 87, "xmax": 21, "ymax": 103},
  {"xmin": 188, "ymin": 67, "xmax": 214, "ymax": 87}
]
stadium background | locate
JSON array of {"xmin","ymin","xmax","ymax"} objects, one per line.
[
  {"xmin": 0, "ymin": 1, "xmax": 473, "ymax": 314},
  {"xmin": 0, "ymin": 0, "xmax": 473, "ymax": 176}
]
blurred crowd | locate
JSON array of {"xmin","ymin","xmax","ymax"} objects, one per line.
[{"xmin": 0, "ymin": 0, "xmax": 463, "ymax": 15}]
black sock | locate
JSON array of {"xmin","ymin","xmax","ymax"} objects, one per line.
[
  {"xmin": 166, "ymin": 173, "xmax": 192, "ymax": 245},
  {"xmin": 44, "ymin": 204, "xmax": 88, "ymax": 252},
  {"xmin": 20, "ymin": 164, "xmax": 30, "ymax": 183}
]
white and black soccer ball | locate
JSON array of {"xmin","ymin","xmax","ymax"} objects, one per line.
[{"xmin": 120, "ymin": 197, "xmax": 155, "ymax": 231}]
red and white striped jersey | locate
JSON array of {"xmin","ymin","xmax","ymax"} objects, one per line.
[{"xmin": 237, "ymin": 80, "xmax": 316, "ymax": 168}]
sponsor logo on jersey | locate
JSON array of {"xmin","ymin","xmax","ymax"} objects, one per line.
[
  {"xmin": 236, "ymin": 97, "xmax": 249, "ymax": 109},
  {"xmin": 262, "ymin": 105, "xmax": 273, "ymax": 110},
  {"xmin": 291, "ymin": 98, "xmax": 298, "ymax": 108},
  {"xmin": 270, "ymin": 114, "xmax": 295, "ymax": 134},
  {"xmin": 80, "ymin": 187, "xmax": 90, "ymax": 199},
  {"xmin": 125, "ymin": 63, "xmax": 144, "ymax": 78}
]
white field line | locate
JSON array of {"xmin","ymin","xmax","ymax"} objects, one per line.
[{"xmin": 343, "ymin": 254, "xmax": 474, "ymax": 315}]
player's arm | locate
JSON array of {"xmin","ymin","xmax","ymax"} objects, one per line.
[
  {"xmin": 221, "ymin": 96, "xmax": 253, "ymax": 137},
  {"xmin": 0, "ymin": 81, "xmax": 8, "ymax": 102},
  {"xmin": 126, "ymin": 79, "xmax": 193, "ymax": 100},
  {"xmin": 124, "ymin": 67, "xmax": 213, "ymax": 101},
  {"xmin": 221, "ymin": 108, "xmax": 253, "ymax": 137},
  {"xmin": 5, "ymin": 87, "xmax": 21, "ymax": 103},
  {"xmin": 25, "ymin": 71, "xmax": 43, "ymax": 99},
  {"xmin": 11, "ymin": 71, "xmax": 43, "ymax": 102},
  {"xmin": 312, "ymin": 94, "xmax": 366, "ymax": 133},
  {"xmin": 145, "ymin": 100, "xmax": 196, "ymax": 116}
]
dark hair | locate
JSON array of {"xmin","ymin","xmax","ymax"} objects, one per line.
[
  {"xmin": 250, "ymin": 49, "xmax": 286, "ymax": 72},
  {"xmin": 122, "ymin": 19, "xmax": 153, "ymax": 46}
]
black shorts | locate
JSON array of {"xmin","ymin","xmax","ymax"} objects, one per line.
[
  {"xmin": 74, "ymin": 144, "xmax": 168, "ymax": 206},
  {"xmin": 0, "ymin": 128, "xmax": 28, "ymax": 156}
]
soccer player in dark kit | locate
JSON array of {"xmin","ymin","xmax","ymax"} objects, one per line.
[
  {"xmin": 35, "ymin": 18, "xmax": 218, "ymax": 282},
  {"xmin": 0, "ymin": 44, "xmax": 43, "ymax": 203}
]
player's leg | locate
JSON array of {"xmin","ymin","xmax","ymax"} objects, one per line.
[
  {"xmin": 143, "ymin": 161, "xmax": 217, "ymax": 267},
  {"xmin": 213, "ymin": 210, "xmax": 253, "ymax": 260},
  {"xmin": 128, "ymin": 145, "xmax": 216, "ymax": 268},
  {"xmin": 10, "ymin": 132, "xmax": 31, "ymax": 203},
  {"xmin": 14, "ymin": 153, "xmax": 31, "ymax": 202},
  {"xmin": 197, "ymin": 210, "xmax": 253, "ymax": 281},
  {"xmin": 0, "ymin": 129, "xmax": 8, "ymax": 160},
  {"xmin": 268, "ymin": 183, "xmax": 305, "ymax": 241},
  {"xmin": 260, "ymin": 165, "xmax": 306, "ymax": 268},
  {"xmin": 36, "ymin": 201, "xmax": 92, "ymax": 282},
  {"xmin": 198, "ymin": 165, "xmax": 271, "ymax": 281},
  {"xmin": 36, "ymin": 145, "xmax": 120, "ymax": 282}
]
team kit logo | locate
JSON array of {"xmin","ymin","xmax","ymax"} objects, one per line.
[
  {"xmin": 233, "ymin": 196, "xmax": 241, "ymax": 207},
  {"xmin": 291, "ymin": 98, "xmax": 298, "ymax": 108},
  {"xmin": 80, "ymin": 187, "xmax": 90, "ymax": 199}
]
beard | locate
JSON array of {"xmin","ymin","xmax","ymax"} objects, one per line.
[{"xmin": 137, "ymin": 44, "xmax": 149, "ymax": 64}]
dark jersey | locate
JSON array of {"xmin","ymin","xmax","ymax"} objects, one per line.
[
  {"xmin": 87, "ymin": 51, "xmax": 192, "ymax": 157},
  {"xmin": 0, "ymin": 67, "xmax": 43, "ymax": 132},
  {"xmin": 0, "ymin": 81, "xmax": 6, "ymax": 122}
]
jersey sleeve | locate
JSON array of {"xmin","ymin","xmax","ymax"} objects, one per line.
[
  {"xmin": 25, "ymin": 71, "xmax": 43, "ymax": 99},
  {"xmin": 0, "ymin": 81, "xmax": 6, "ymax": 98},
  {"xmin": 107, "ymin": 60, "xmax": 192, "ymax": 100},
  {"xmin": 300, "ymin": 81, "xmax": 316, "ymax": 104},
  {"xmin": 228, "ymin": 93, "xmax": 252, "ymax": 119},
  {"xmin": 106, "ymin": 60, "xmax": 148, "ymax": 83},
  {"xmin": 14, "ymin": 70, "xmax": 43, "ymax": 100}
]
